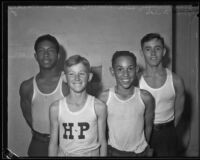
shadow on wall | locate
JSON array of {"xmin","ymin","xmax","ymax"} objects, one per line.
[
  {"xmin": 176, "ymin": 91, "xmax": 192, "ymax": 156},
  {"xmin": 87, "ymin": 65, "xmax": 103, "ymax": 97},
  {"xmin": 57, "ymin": 45, "xmax": 67, "ymax": 72},
  {"xmin": 163, "ymin": 45, "xmax": 171, "ymax": 68}
]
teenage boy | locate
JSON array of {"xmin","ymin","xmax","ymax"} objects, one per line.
[
  {"xmin": 99, "ymin": 51, "xmax": 155, "ymax": 157},
  {"xmin": 48, "ymin": 55, "xmax": 107, "ymax": 157},
  {"xmin": 139, "ymin": 33, "xmax": 185, "ymax": 156},
  {"xmin": 19, "ymin": 34, "xmax": 69, "ymax": 156}
]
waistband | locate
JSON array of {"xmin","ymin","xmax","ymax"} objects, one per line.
[
  {"xmin": 108, "ymin": 145, "xmax": 152, "ymax": 157},
  {"xmin": 32, "ymin": 130, "xmax": 50, "ymax": 142},
  {"xmin": 154, "ymin": 120, "xmax": 174, "ymax": 130}
]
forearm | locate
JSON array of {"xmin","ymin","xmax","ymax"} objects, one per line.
[
  {"xmin": 48, "ymin": 143, "xmax": 58, "ymax": 156},
  {"xmin": 174, "ymin": 109, "xmax": 183, "ymax": 127},
  {"xmin": 99, "ymin": 141, "xmax": 107, "ymax": 156},
  {"xmin": 145, "ymin": 125, "xmax": 153, "ymax": 144}
]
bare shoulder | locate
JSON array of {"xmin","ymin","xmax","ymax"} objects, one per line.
[
  {"xmin": 98, "ymin": 89, "xmax": 109, "ymax": 103},
  {"xmin": 94, "ymin": 98, "xmax": 106, "ymax": 108},
  {"xmin": 19, "ymin": 77, "xmax": 34, "ymax": 96},
  {"xmin": 94, "ymin": 98, "xmax": 107, "ymax": 116},
  {"xmin": 49, "ymin": 99, "xmax": 60, "ymax": 113},
  {"xmin": 172, "ymin": 72, "xmax": 184, "ymax": 88},
  {"xmin": 140, "ymin": 89, "xmax": 154, "ymax": 103}
]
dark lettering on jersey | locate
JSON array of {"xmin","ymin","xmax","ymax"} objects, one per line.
[
  {"xmin": 63, "ymin": 123, "xmax": 74, "ymax": 139},
  {"xmin": 62, "ymin": 122, "xmax": 90, "ymax": 139},
  {"xmin": 78, "ymin": 122, "xmax": 89, "ymax": 139}
]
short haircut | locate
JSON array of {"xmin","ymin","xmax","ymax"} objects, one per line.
[
  {"xmin": 141, "ymin": 33, "xmax": 164, "ymax": 48},
  {"xmin": 64, "ymin": 55, "xmax": 91, "ymax": 72},
  {"xmin": 111, "ymin": 51, "xmax": 137, "ymax": 67},
  {"xmin": 34, "ymin": 34, "xmax": 59, "ymax": 52}
]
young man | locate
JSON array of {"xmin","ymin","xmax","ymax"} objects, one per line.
[
  {"xmin": 99, "ymin": 51, "xmax": 155, "ymax": 157},
  {"xmin": 19, "ymin": 34, "xmax": 69, "ymax": 157},
  {"xmin": 139, "ymin": 33, "xmax": 185, "ymax": 156},
  {"xmin": 48, "ymin": 55, "xmax": 107, "ymax": 157}
]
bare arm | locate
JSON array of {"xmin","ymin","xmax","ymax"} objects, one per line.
[
  {"xmin": 140, "ymin": 89, "xmax": 155, "ymax": 144},
  {"xmin": 94, "ymin": 99, "xmax": 107, "ymax": 156},
  {"xmin": 48, "ymin": 100, "xmax": 60, "ymax": 156},
  {"xmin": 173, "ymin": 73, "xmax": 185, "ymax": 127},
  {"xmin": 98, "ymin": 90, "xmax": 109, "ymax": 104},
  {"xmin": 19, "ymin": 79, "xmax": 33, "ymax": 130}
]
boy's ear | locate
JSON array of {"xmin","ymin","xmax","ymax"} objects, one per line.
[
  {"xmin": 139, "ymin": 49, "xmax": 144, "ymax": 58},
  {"xmin": 34, "ymin": 53, "xmax": 38, "ymax": 61},
  {"xmin": 136, "ymin": 65, "xmax": 140, "ymax": 73},
  {"xmin": 163, "ymin": 48, "xmax": 166, "ymax": 57},
  {"xmin": 109, "ymin": 67, "xmax": 115, "ymax": 76},
  {"xmin": 57, "ymin": 52, "xmax": 61, "ymax": 60},
  {"xmin": 88, "ymin": 72, "xmax": 93, "ymax": 82}
]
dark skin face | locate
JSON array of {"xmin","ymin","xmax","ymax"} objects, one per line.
[
  {"xmin": 111, "ymin": 56, "xmax": 138, "ymax": 91},
  {"xmin": 34, "ymin": 40, "xmax": 60, "ymax": 70}
]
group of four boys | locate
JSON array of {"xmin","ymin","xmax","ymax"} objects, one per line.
[{"xmin": 19, "ymin": 33, "xmax": 185, "ymax": 157}]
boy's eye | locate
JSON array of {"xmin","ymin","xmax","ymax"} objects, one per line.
[
  {"xmin": 79, "ymin": 72, "xmax": 86, "ymax": 76},
  {"xmin": 116, "ymin": 68, "xmax": 123, "ymax": 72},
  {"xmin": 155, "ymin": 47, "xmax": 162, "ymax": 51},
  {"xmin": 144, "ymin": 48, "xmax": 151, "ymax": 52},
  {"xmin": 68, "ymin": 73, "xmax": 74, "ymax": 76},
  {"xmin": 128, "ymin": 67, "xmax": 134, "ymax": 71}
]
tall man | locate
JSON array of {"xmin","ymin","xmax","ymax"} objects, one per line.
[
  {"xmin": 19, "ymin": 34, "xmax": 68, "ymax": 156},
  {"xmin": 139, "ymin": 33, "xmax": 185, "ymax": 156}
]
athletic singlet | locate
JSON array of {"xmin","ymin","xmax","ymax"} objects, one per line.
[
  {"xmin": 31, "ymin": 72, "xmax": 65, "ymax": 133},
  {"xmin": 139, "ymin": 68, "xmax": 176, "ymax": 124},
  {"xmin": 106, "ymin": 87, "xmax": 147, "ymax": 153},
  {"xmin": 58, "ymin": 95, "xmax": 100, "ymax": 157}
]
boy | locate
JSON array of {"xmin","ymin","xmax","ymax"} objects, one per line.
[
  {"xmin": 19, "ymin": 34, "xmax": 69, "ymax": 156},
  {"xmin": 139, "ymin": 33, "xmax": 185, "ymax": 156},
  {"xmin": 48, "ymin": 55, "xmax": 107, "ymax": 156},
  {"xmin": 99, "ymin": 51, "xmax": 155, "ymax": 157}
]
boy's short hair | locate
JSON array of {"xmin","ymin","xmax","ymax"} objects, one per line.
[
  {"xmin": 112, "ymin": 51, "xmax": 137, "ymax": 67},
  {"xmin": 64, "ymin": 55, "xmax": 91, "ymax": 72},
  {"xmin": 34, "ymin": 34, "xmax": 60, "ymax": 52},
  {"xmin": 141, "ymin": 33, "xmax": 164, "ymax": 48}
]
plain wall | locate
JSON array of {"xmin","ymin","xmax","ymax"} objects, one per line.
[{"xmin": 8, "ymin": 6, "xmax": 172, "ymax": 156}]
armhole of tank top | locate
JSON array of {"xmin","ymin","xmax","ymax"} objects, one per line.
[
  {"xmin": 138, "ymin": 88, "xmax": 146, "ymax": 109},
  {"xmin": 106, "ymin": 88, "xmax": 112, "ymax": 106},
  {"xmin": 58, "ymin": 99, "xmax": 61, "ymax": 123},
  {"xmin": 168, "ymin": 69, "xmax": 176, "ymax": 96},
  {"xmin": 92, "ymin": 96, "xmax": 97, "ymax": 119},
  {"xmin": 31, "ymin": 77, "xmax": 36, "ymax": 102}
]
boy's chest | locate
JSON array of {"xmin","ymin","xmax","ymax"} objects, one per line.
[{"xmin": 144, "ymin": 75, "xmax": 167, "ymax": 88}]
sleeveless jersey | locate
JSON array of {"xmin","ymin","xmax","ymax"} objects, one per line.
[
  {"xmin": 139, "ymin": 68, "xmax": 176, "ymax": 124},
  {"xmin": 31, "ymin": 72, "xmax": 65, "ymax": 133},
  {"xmin": 58, "ymin": 95, "xmax": 100, "ymax": 157},
  {"xmin": 106, "ymin": 87, "xmax": 148, "ymax": 153}
]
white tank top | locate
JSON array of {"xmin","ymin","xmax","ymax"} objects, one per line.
[
  {"xmin": 58, "ymin": 95, "xmax": 100, "ymax": 157},
  {"xmin": 139, "ymin": 68, "xmax": 175, "ymax": 124},
  {"xmin": 31, "ymin": 72, "xmax": 65, "ymax": 133},
  {"xmin": 106, "ymin": 87, "xmax": 147, "ymax": 153}
]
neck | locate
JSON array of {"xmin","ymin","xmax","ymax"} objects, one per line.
[
  {"xmin": 38, "ymin": 68, "xmax": 60, "ymax": 79},
  {"xmin": 68, "ymin": 90, "xmax": 88, "ymax": 105},
  {"xmin": 115, "ymin": 85, "xmax": 135, "ymax": 97},
  {"xmin": 145, "ymin": 64, "xmax": 165, "ymax": 75}
]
